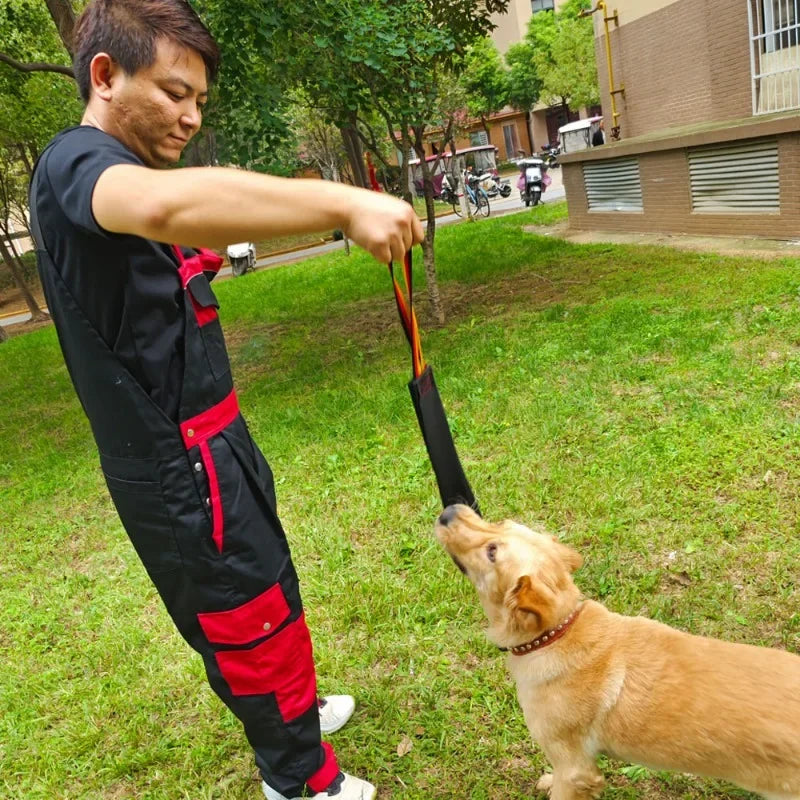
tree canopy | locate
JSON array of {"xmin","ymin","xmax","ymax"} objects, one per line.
[
  {"xmin": 459, "ymin": 37, "xmax": 510, "ymax": 141},
  {"xmin": 506, "ymin": 0, "xmax": 598, "ymax": 114},
  {"xmin": 0, "ymin": 0, "xmax": 512, "ymax": 323}
]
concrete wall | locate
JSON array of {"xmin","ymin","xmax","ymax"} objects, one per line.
[{"xmin": 492, "ymin": 0, "xmax": 531, "ymax": 54}]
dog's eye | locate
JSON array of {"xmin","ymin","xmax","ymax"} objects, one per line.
[{"xmin": 487, "ymin": 543, "xmax": 497, "ymax": 562}]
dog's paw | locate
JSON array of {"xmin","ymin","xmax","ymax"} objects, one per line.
[{"xmin": 535, "ymin": 773, "xmax": 554, "ymax": 795}]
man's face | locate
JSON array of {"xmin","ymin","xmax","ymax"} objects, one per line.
[{"xmin": 109, "ymin": 38, "xmax": 208, "ymax": 168}]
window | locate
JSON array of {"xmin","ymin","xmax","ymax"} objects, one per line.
[
  {"xmin": 531, "ymin": 0, "xmax": 554, "ymax": 12},
  {"xmin": 470, "ymin": 130, "xmax": 489, "ymax": 147},
  {"xmin": 502, "ymin": 123, "xmax": 521, "ymax": 161},
  {"xmin": 748, "ymin": 0, "xmax": 800, "ymax": 113}
]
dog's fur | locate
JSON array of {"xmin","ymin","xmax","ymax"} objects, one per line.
[{"xmin": 435, "ymin": 504, "xmax": 800, "ymax": 800}]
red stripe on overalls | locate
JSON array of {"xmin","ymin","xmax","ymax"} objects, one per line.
[
  {"xmin": 307, "ymin": 742, "xmax": 340, "ymax": 794},
  {"xmin": 181, "ymin": 389, "xmax": 239, "ymax": 552},
  {"xmin": 173, "ymin": 245, "xmax": 223, "ymax": 327}
]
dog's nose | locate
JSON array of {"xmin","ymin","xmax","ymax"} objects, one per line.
[{"xmin": 438, "ymin": 505, "xmax": 458, "ymax": 526}]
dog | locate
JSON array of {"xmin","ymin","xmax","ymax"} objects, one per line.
[{"xmin": 435, "ymin": 503, "xmax": 800, "ymax": 799}]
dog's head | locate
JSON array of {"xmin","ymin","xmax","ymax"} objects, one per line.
[{"xmin": 435, "ymin": 504, "xmax": 583, "ymax": 648}]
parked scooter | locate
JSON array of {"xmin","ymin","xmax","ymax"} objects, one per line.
[
  {"xmin": 439, "ymin": 172, "xmax": 458, "ymax": 204},
  {"xmin": 475, "ymin": 169, "xmax": 511, "ymax": 197},
  {"xmin": 478, "ymin": 170, "xmax": 512, "ymax": 198},
  {"xmin": 227, "ymin": 242, "xmax": 256, "ymax": 277},
  {"xmin": 517, "ymin": 157, "xmax": 548, "ymax": 207},
  {"xmin": 540, "ymin": 143, "xmax": 561, "ymax": 169}
]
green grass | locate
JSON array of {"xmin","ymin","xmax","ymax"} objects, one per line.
[{"xmin": 2, "ymin": 201, "xmax": 799, "ymax": 799}]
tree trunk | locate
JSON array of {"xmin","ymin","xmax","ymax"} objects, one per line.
[
  {"xmin": 45, "ymin": 0, "xmax": 76, "ymax": 56},
  {"xmin": 525, "ymin": 111, "xmax": 535, "ymax": 155},
  {"xmin": 481, "ymin": 114, "xmax": 492, "ymax": 144},
  {"xmin": 399, "ymin": 125, "xmax": 413, "ymax": 207},
  {"xmin": 449, "ymin": 140, "xmax": 472, "ymax": 220},
  {"xmin": 183, "ymin": 128, "xmax": 217, "ymax": 166},
  {"xmin": 414, "ymin": 127, "xmax": 444, "ymax": 326},
  {"xmin": 340, "ymin": 125, "xmax": 368, "ymax": 189},
  {"xmin": 0, "ymin": 235, "xmax": 47, "ymax": 321},
  {"xmin": 17, "ymin": 144, "xmax": 34, "ymax": 177},
  {"xmin": 0, "ymin": 323, "xmax": 7, "ymax": 343}
]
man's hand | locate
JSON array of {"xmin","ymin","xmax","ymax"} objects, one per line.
[{"xmin": 343, "ymin": 189, "xmax": 425, "ymax": 265}]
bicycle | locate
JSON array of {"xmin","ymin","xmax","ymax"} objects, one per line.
[{"xmin": 452, "ymin": 170, "xmax": 490, "ymax": 218}]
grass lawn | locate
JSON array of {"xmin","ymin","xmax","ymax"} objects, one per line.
[{"xmin": 2, "ymin": 202, "xmax": 799, "ymax": 799}]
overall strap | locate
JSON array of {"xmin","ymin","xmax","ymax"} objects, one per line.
[{"xmin": 172, "ymin": 245, "xmax": 223, "ymax": 287}]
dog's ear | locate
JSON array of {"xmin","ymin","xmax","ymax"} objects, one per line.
[
  {"xmin": 551, "ymin": 538, "xmax": 583, "ymax": 573},
  {"xmin": 508, "ymin": 575, "xmax": 557, "ymax": 630}
]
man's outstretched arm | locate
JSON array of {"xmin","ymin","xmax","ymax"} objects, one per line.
[{"xmin": 93, "ymin": 164, "xmax": 424, "ymax": 265}]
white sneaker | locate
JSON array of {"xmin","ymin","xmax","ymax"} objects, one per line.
[
  {"xmin": 262, "ymin": 771, "xmax": 376, "ymax": 799},
  {"xmin": 318, "ymin": 695, "xmax": 356, "ymax": 734}
]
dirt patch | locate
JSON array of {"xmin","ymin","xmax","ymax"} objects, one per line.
[
  {"xmin": 547, "ymin": 226, "xmax": 800, "ymax": 260},
  {"xmin": 0, "ymin": 283, "xmax": 46, "ymax": 315}
]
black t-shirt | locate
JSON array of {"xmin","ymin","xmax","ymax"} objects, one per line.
[{"xmin": 30, "ymin": 126, "xmax": 185, "ymax": 418}]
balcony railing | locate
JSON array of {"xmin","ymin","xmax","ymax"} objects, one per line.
[{"xmin": 749, "ymin": 0, "xmax": 800, "ymax": 113}]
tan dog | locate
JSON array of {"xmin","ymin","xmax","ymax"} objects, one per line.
[{"xmin": 435, "ymin": 503, "xmax": 800, "ymax": 800}]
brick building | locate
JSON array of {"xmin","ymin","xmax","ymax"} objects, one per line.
[{"xmin": 561, "ymin": 0, "xmax": 800, "ymax": 239}]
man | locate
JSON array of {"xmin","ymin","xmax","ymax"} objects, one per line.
[
  {"xmin": 591, "ymin": 119, "xmax": 605, "ymax": 147},
  {"xmin": 28, "ymin": 0, "xmax": 424, "ymax": 798}
]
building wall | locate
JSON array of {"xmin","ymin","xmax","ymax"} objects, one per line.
[
  {"xmin": 490, "ymin": 0, "xmax": 571, "ymax": 54},
  {"xmin": 605, "ymin": 0, "xmax": 680, "ymax": 27},
  {"xmin": 492, "ymin": 0, "xmax": 531, "ymax": 54},
  {"xmin": 595, "ymin": 0, "xmax": 752, "ymax": 140},
  {"xmin": 564, "ymin": 131, "xmax": 800, "ymax": 237},
  {"xmin": 447, "ymin": 113, "xmax": 532, "ymax": 161}
]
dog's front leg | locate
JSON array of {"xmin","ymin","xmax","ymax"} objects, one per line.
[{"xmin": 535, "ymin": 750, "xmax": 604, "ymax": 800}]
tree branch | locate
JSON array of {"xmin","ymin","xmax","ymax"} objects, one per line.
[
  {"xmin": 353, "ymin": 118, "xmax": 393, "ymax": 171},
  {"xmin": 0, "ymin": 52, "xmax": 75, "ymax": 78}
]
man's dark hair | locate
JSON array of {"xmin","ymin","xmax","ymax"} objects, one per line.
[{"xmin": 73, "ymin": 0, "xmax": 220, "ymax": 103}]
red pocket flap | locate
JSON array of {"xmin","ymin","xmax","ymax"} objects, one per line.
[
  {"xmin": 215, "ymin": 613, "xmax": 317, "ymax": 722},
  {"xmin": 197, "ymin": 583, "xmax": 290, "ymax": 645}
]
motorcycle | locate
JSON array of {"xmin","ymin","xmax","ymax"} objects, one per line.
[
  {"xmin": 517, "ymin": 157, "xmax": 548, "ymax": 207},
  {"xmin": 539, "ymin": 143, "xmax": 561, "ymax": 169},
  {"xmin": 439, "ymin": 172, "xmax": 458, "ymax": 204},
  {"xmin": 477, "ymin": 170, "xmax": 512, "ymax": 198},
  {"xmin": 227, "ymin": 242, "xmax": 256, "ymax": 277}
]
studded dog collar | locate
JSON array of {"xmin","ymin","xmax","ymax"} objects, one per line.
[{"xmin": 500, "ymin": 603, "xmax": 583, "ymax": 656}]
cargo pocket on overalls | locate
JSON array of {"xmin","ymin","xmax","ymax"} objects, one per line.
[
  {"xmin": 199, "ymin": 583, "xmax": 317, "ymax": 722},
  {"xmin": 186, "ymin": 273, "xmax": 231, "ymax": 381},
  {"xmin": 101, "ymin": 455, "xmax": 182, "ymax": 574}
]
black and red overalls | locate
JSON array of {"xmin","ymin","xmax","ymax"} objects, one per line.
[{"xmin": 29, "ymin": 126, "xmax": 338, "ymax": 798}]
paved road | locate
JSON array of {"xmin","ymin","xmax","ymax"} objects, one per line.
[{"xmin": 1, "ymin": 175, "xmax": 565, "ymax": 329}]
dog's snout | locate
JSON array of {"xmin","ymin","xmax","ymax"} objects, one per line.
[{"xmin": 438, "ymin": 505, "xmax": 458, "ymax": 527}]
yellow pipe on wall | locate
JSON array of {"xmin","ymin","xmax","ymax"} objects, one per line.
[{"xmin": 580, "ymin": 1, "xmax": 624, "ymax": 137}]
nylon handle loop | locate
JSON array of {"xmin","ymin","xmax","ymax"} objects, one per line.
[{"xmin": 389, "ymin": 250, "xmax": 426, "ymax": 379}]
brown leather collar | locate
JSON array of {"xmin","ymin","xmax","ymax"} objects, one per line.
[{"xmin": 500, "ymin": 604, "xmax": 583, "ymax": 656}]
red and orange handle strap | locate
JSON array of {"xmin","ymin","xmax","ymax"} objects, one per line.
[{"xmin": 389, "ymin": 250, "xmax": 426, "ymax": 379}]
